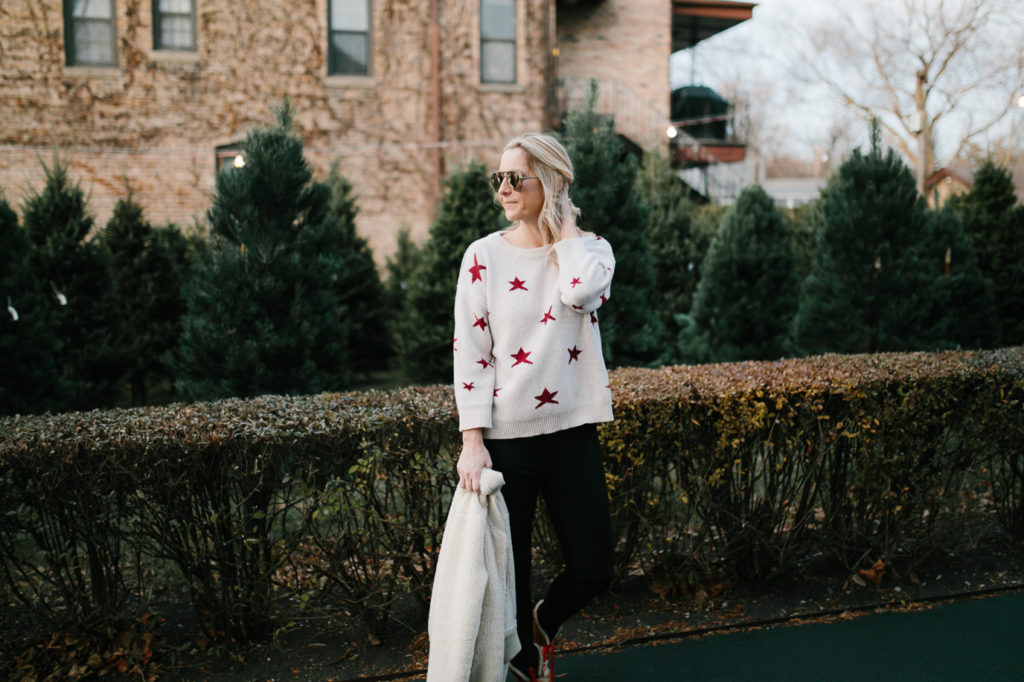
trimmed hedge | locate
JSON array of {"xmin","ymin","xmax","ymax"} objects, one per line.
[{"xmin": 1, "ymin": 348, "xmax": 1022, "ymax": 642}]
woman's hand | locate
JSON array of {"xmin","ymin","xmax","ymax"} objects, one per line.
[
  {"xmin": 457, "ymin": 429, "xmax": 492, "ymax": 492},
  {"xmin": 559, "ymin": 191, "xmax": 581, "ymax": 241}
]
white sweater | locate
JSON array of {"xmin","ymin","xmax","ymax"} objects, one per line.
[
  {"xmin": 453, "ymin": 231, "xmax": 615, "ymax": 439},
  {"xmin": 427, "ymin": 468, "xmax": 519, "ymax": 682}
]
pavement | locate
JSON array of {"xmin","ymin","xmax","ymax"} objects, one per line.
[{"xmin": 550, "ymin": 591, "xmax": 1024, "ymax": 681}]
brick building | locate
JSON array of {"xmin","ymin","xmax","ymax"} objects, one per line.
[{"xmin": 0, "ymin": 0, "xmax": 750, "ymax": 257}]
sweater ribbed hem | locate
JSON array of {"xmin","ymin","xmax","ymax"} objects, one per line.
[
  {"xmin": 482, "ymin": 403, "xmax": 614, "ymax": 440},
  {"xmin": 457, "ymin": 404, "xmax": 494, "ymax": 432}
]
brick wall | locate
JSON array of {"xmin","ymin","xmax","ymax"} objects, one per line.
[
  {"xmin": 555, "ymin": 0, "xmax": 671, "ymax": 148},
  {"xmin": 0, "ymin": 0, "xmax": 554, "ymax": 258}
]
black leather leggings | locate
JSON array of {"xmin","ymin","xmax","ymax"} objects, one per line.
[{"xmin": 487, "ymin": 423, "xmax": 614, "ymax": 660}]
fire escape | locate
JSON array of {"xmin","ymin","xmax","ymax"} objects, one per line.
[
  {"xmin": 552, "ymin": 0, "xmax": 755, "ymax": 201},
  {"xmin": 671, "ymin": 1, "xmax": 755, "ymax": 200}
]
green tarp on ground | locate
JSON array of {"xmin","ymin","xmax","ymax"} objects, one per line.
[{"xmin": 556, "ymin": 592, "xmax": 1024, "ymax": 681}]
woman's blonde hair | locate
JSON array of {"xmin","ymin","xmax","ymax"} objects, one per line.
[{"xmin": 502, "ymin": 132, "xmax": 582, "ymax": 245}]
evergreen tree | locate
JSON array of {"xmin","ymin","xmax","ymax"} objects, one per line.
[
  {"xmin": 688, "ymin": 202, "xmax": 726, "ymax": 295},
  {"xmin": 323, "ymin": 162, "xmax": 390, "ymax": 373},
  {"xmin": 383, "ymin": 227, "xmax": 423, "ymax": 353},
  {"xmin": 384, "ymin": 228, "xmax": 423, "ymax": 311},
  {"xmin": 0, "ymin": 196, "xmax": 69, "ymax": 415},
  {"xmin": 22, "ymin": 158, "xmax": 122, "ymax": 410},
  {"xmin": 394, "ymin": 163, "xmax": 504, "ymax": 385},
  {"xmin": 793, "ymin": 124, "xmax": 937, "ymax": 355},
  {"xmin": 786, "ymin": 200, "xmax": 823, "ymax": 284},
  {"xmin": 918, "ymin": 207, "xmax": 999, "ymax": 349},
  {"xmin": 100, "ymin": 194, "xmax": 190, "ymax": 405},
  {"xmin": 173, "ymin": 101, "xmax": 353, "ymax": 401},
  {"xmin": 564, "ymin": 84, "xmax": 663, "ymax": 366},
  {"xmin": 635, "ymin": 149, "xmax": 699, "ymax": 354},
  {"xmin": 947, "ymin": 161, "xmax": 1023, "ymax": 345},
  {"xmin": 679, "ymin": 185, "xmax": 799, "ymax": 363}
]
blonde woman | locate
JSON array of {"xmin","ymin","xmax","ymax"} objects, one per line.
[{"xmin": 453, "ymin": 133, "xmax": 615, "ymax": 681}]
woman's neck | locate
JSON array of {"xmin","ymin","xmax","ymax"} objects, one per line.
[{"xmin": 507, "ymin": 221, "xmax": 545, "ymax": 248}]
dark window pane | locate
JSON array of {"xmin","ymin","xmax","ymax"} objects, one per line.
[
  {"xmin": 481, "ymin": 40, "xmax": 515, "ymax": 83},
  {"xmin": 331, "ymin": 0, "xmax": 368, "ymax": 31},
  {"xmin": 159, "ymin": 16, "xmax": 193, "ymax": 49},
  {"xmin": 158, "ymin": 0, "xmax": 190, "ymax": 12},
  {"xmin": 481, "ymin": 0, "xmax": 514, "ymax": 40},
  {"xmin": 74, "ymin": 18, "xmax": 115, "ymax": 64},
  {"xmin": 73, "ymin": 0, "xmax": 112, "ymax": 19},
  {"xmin": 329, "ymin": 32, "xmax": 368, "ymax": 75}
]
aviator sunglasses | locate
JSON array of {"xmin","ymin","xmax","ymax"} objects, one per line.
[{"xmin": 489, "ymin": 170, "xmax": 538, "ymax": 192}]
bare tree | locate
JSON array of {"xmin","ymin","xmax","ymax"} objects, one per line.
[
  {"xmin": 718, "ymin": 80, "xmax": 788, "ymax": 183},
  {"xmin": 789, "ymin": 0, "xmax": 1024, "ymax": 194}
]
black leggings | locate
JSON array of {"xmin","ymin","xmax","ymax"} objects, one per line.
[{"xmin": 487, "ymin": 423, "xmax": 613, "ymax": 659}]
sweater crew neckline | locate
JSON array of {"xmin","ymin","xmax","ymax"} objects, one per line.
[{"xmin": 494, "ymin": 230, "xmax": 552, "ymax": 258}]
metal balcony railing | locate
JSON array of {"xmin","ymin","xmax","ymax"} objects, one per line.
[{"xmin": 555, "ymin": 76, "xmax": 688, "ymax": 149}]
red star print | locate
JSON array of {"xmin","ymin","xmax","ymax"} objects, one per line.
[
  {"xmin": 510, "ymin": 347, "xmax": 533, "ymax": 367},
  {"xmin": 534, "ymin": 388, "xmax": 559, "ymax": 409},
  {"xmin": 453, "ymin": 337, "xmax": 457, "ymax": 351},
  {"xmin": 493, "ymin": 387, "xmax": 502, "ymax": 397},
  {"xmin": 600, "ymin": 293, "xmax": 608, "ymax": 304},
  {"xmin": 473, "ymin": 315, "xmax": 488, "ymax": 331},
  {"xmin": 463, "ymin": 382, "xmax": 475, "ymax": 391},
  {"xmin": 590, "ymin": 312, "xmax": 598, "ymax": 325},
  {"xmin": 540, "ymin": 306, "xmax": 556, "ymax": 325},
  {"xmin": 476, "ymin": 357, "xmax": 493, "ymax": 369},
  {"xmin": 509, "ymin": 277, "xmax": 528, "ymax": 291},
  {"xmin": 468, "ymin": 254, "xmax": 486, "ymax": 283},
  {"xmin": 570, "ymin": 277, "xmax": 581, "ymax": 288},
  {"xmin": 568, "ymin": 346, "xmax": 582, "ymax": 364},
  {"xmin": 572, "ymin": 304, "xmax": 584, "ymax": 310},
  {"xmin": 594, "ymin": 235, "xmax": 603, "ymax": 241}
]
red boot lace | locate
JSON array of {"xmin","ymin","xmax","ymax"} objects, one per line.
[{"xmin": 541, "ymin": 642, "xmax": 554, "ymax": 678}]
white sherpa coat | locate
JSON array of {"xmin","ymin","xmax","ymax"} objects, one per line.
[{"xmin": 427, "ymin": 468, "xmax": 519, "ymax": 682}]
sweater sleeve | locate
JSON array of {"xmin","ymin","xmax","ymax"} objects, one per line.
[
  {"xmin": 453, "ymin": 246, "xmax": 496, "ymax": 431},
  {"xmin": 553, "ymin": 235, "xmax": 615, "ymax": 314}
]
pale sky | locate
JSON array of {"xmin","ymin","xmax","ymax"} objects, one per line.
[{"xmin": 669, "ymin": 0, "xmax": 1024, "ymax": 165}]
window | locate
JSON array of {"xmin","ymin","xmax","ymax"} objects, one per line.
[
  {"xmin": 328, "ymin": 0, "xmax": 371, "ymax": 76},
  {"xmin": 215, "ymin": 144, "xmax": 244, "ymax": 173},
  {"xmin": 153, "ymin": 0, "xmax": 196, "ymax": 51},
  {"xmin": 64, "ymin": 0, "xmax": 117, "ymax": 67},
  {"xmin": 480, "ymin": 0, "xmax": 515, "ymax": 84}
]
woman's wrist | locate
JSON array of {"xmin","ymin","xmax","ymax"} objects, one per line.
[{"xmin": 462, "ymin": 428, "xmax": 484, "ymax": 445}]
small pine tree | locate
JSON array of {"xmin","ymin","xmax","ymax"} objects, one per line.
[
  {"xmin": 564, "ymin": 83, "xmax": 663, "ymax": 367},
  {"xmin": 786, "ymin": 200, "xmax": 823, "ymax": 284},
  {"xmin": 917, "ymin": 208, "xmax": 999, "ymax": 349},
  {"xmin": 1008, "ymin": 204, "xmax": 1024, "ymax": 345},
  {"xmin": 394, "ymin": 163, "xmax": 505, "ymax": 385},
  {"xmin": 384, "ymin": 228, "xmax": 423, "ymax": 309},
  {"xmin": 173, "ymin": 101, "xmax": 353, "ymax": 400},
  {"xmin": 384, "ymin": 227, "xmax": 423, "ymax": 349},
  {"xmin": 22, "ymin": 158, "xmax": 121, "ymax": 410},
  {"xmin": 680, "ymin": 185, "xmax": 799, "ymax": 363},
  {"xmin": 0, "ymin": 196, "xmax": 69, "ymax": 415},
  {"xmin": 636, "ymin": 149, "xmax": 699, "ymax": 354},
  {"xmin": 323, "ymin": 163, "xmax": 390, "ymax": 374},
  {"xmin": 688, "ymin": 202, "xmax": 726, "ymax": 291},
  {"xmin": 948, "ymin": 161, "xmax": 1023, "ymax": 345},
  {"xmin": 100, "ymin": 194, "xmax": 190, "ymax": 405},
  {"xmin": 793, "ymin": 123, "xmax": 935, "ymax": 355}
]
